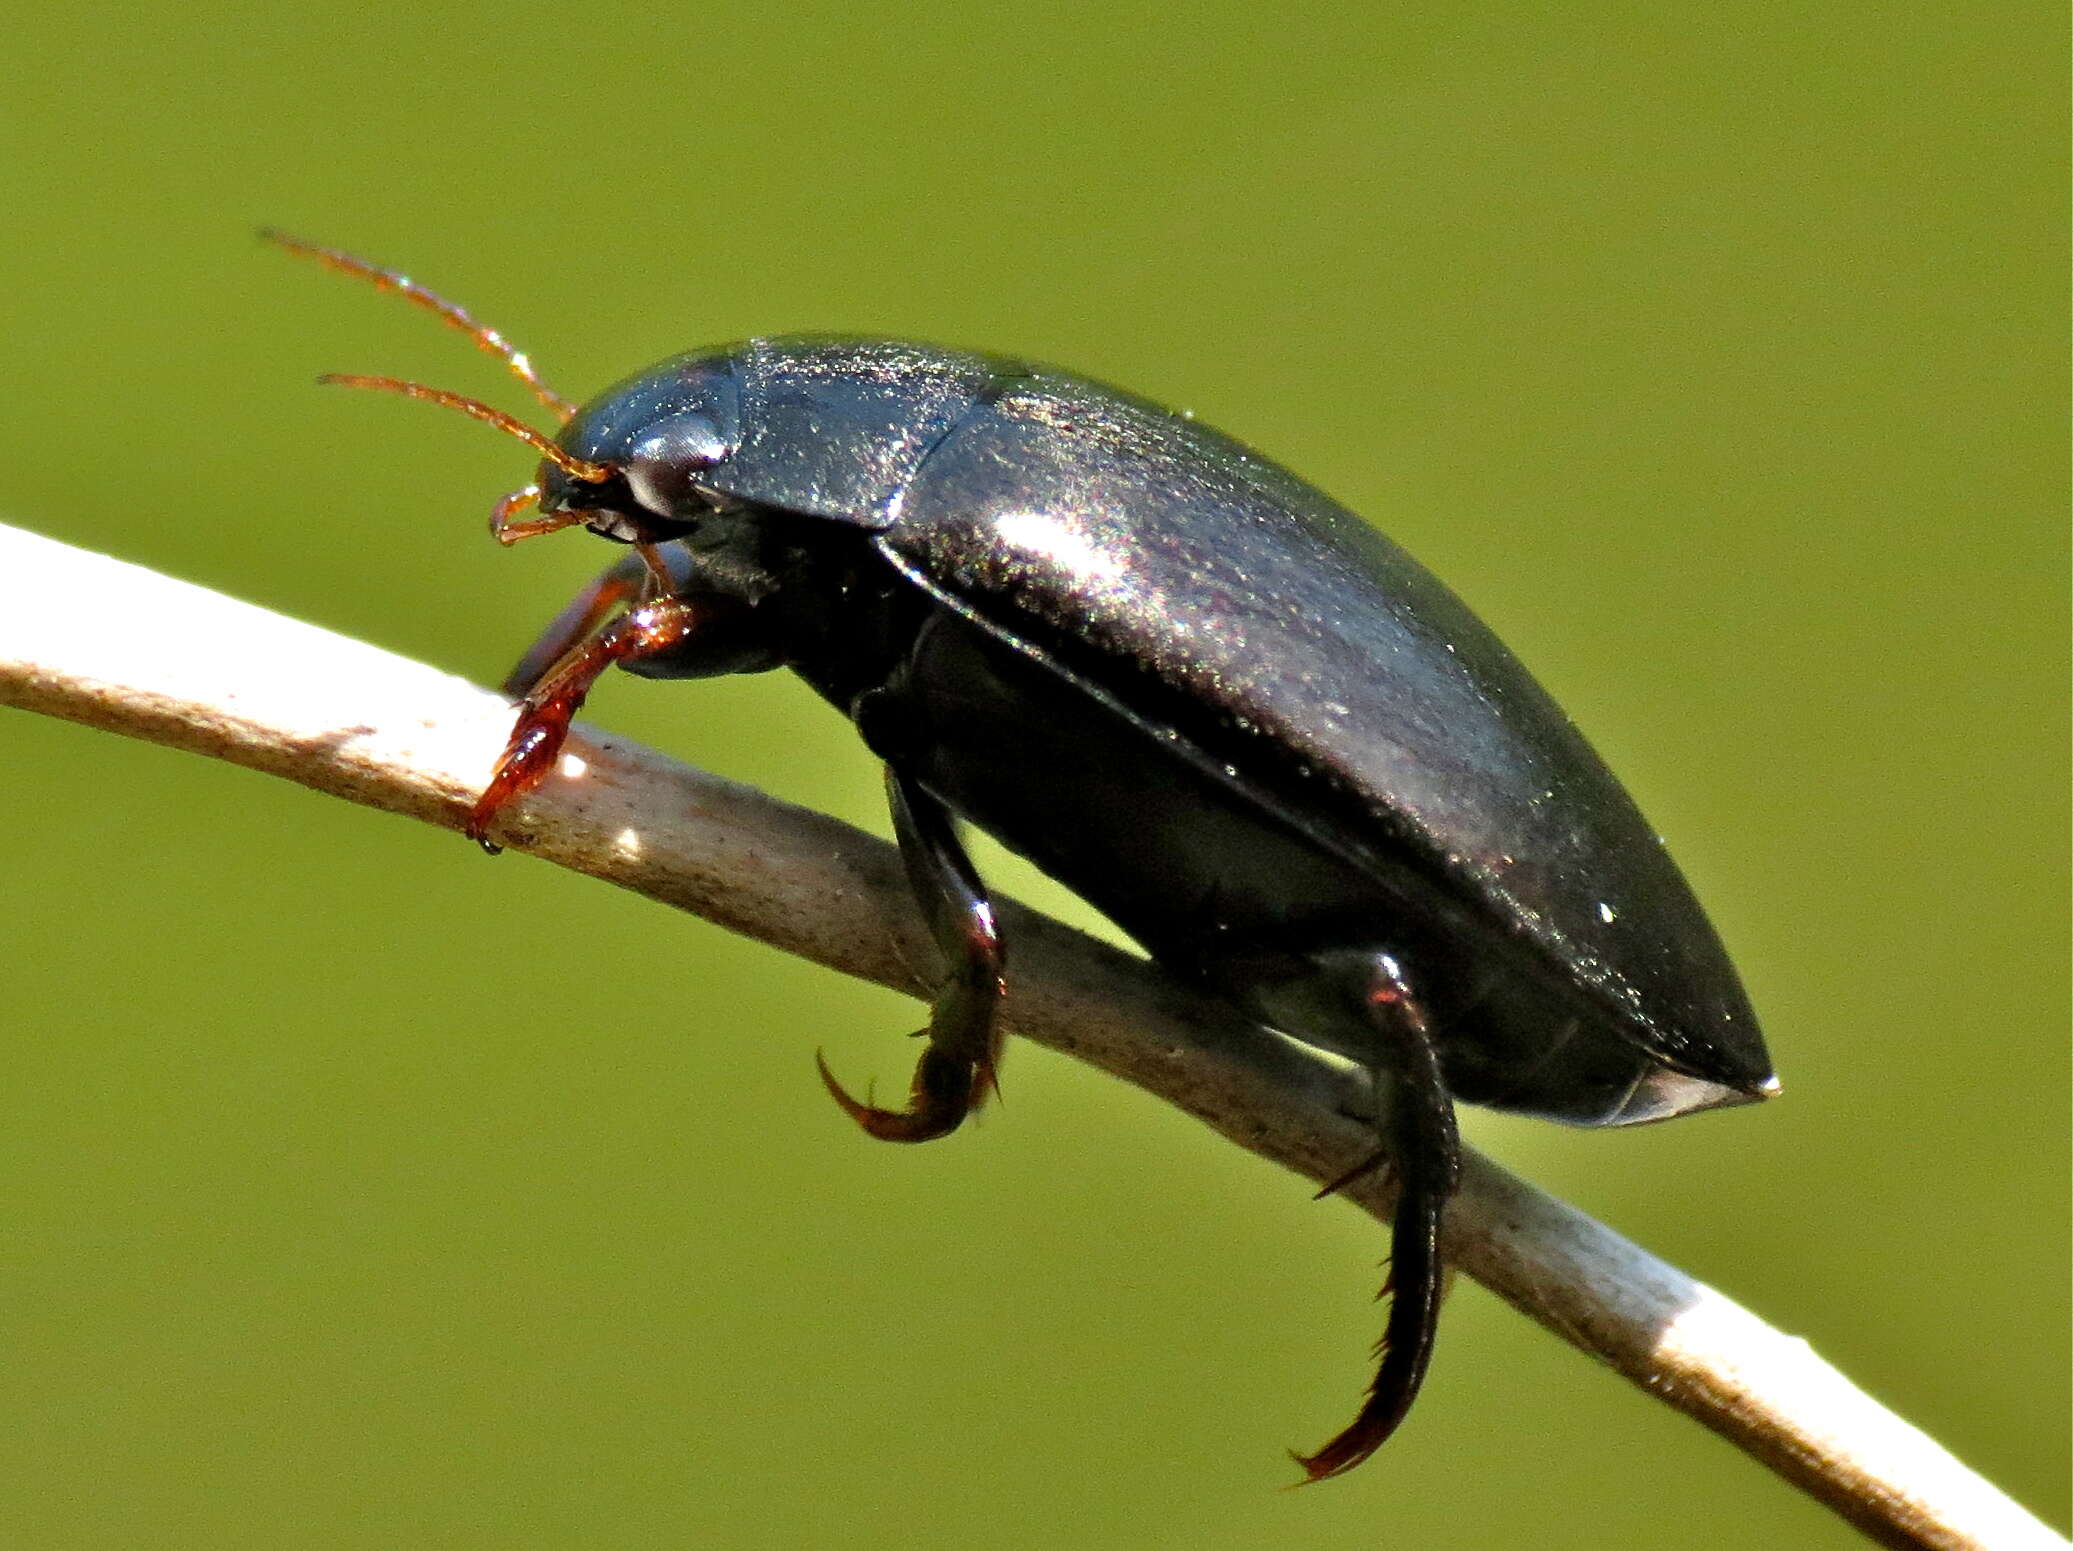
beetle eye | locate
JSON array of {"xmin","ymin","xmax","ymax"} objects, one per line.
[{"xmin": 623, "ymin": 411, "xmax": 728, "ymax": 517}]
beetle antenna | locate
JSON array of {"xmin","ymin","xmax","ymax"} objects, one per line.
[
  {"xmin": 261, "ymin": 228, "xmax": 579, "ymax": 423},
  {"xmin": 317, "ymin": 373, "xmax": 614, "ymax": 484}
]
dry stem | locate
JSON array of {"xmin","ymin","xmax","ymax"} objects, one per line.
[{"xmin": 0, "ymin": 522, "xmax": 2061, "ymax": 1551}]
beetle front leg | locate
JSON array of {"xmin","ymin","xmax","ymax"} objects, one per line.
[
  {"xmin": 499, "ymin": 547, "xmax": 704, "ymax": 698},
  {"xmin": 499, "ymin": 552, "xmax": 653, "ymax": 700},
  {"xmin": 816, "ymin": 768, "xmax": 1006, "ymax": 1143},
  {"xmin": 1294, "ymin": 952, "xmax": 1462, "ymax": 1483},
  {"xmin": 468, "ymin": 593, "xmax": 712, "ymax": 851}
]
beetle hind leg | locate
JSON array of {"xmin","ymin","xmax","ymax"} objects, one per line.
[
  {"xmin": 1293, "ymin": 952, "xmax": 1461, "ymax": 1482},
  {"xmin": 817, "ymin": 767, "xmax": 1006, "ymax": 1144}
]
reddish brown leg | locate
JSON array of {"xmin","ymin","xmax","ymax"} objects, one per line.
[
  {"xmin": 817, "ymin": 767, "xmax": 1006, "ymax": 1143},
  {"xmin": 466, "ymin": 595, "xmax": 704, "ymax": 851},
  {"xmin": 500, "ymin": 554, "xmax": 652, "ymax": 699},
  {"xmin": 500, "ymin": 546, "xmax": 698, "ymax": 697}
]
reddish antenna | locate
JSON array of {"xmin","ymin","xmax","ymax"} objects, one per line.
[
  {"xmin": 314, "ymin": 373, "xmax": 612, "ymax": 486},
  {"xmin": 261, "ymin": 228, "xmax": 578, "ymax": 422}
]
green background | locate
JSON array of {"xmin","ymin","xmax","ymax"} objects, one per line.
[{"xmin": 2, "ymin": 4, "xmax": 2064, "ymax": 1547}]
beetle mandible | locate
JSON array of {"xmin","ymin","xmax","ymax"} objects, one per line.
[{"xmin": 269, "ymin": 231, "xmax": 1777, "ymax": 1479}]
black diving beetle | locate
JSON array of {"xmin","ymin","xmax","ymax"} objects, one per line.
[{"xmin": 271, "ymin": 232, "xmax": 1777, "ymax": 1480}]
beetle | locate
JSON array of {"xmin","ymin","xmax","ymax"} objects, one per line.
[{"xmin": 268, "ymin": 231, "xmax": 1777, "ymax": 1479}]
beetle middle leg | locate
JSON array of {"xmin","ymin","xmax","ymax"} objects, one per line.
[
  {"xmin": 816, "ymin": 767, "xmax": 1006, "ymax": 1143},
  {"xmin": 1293, "ymin": 951, "xmax": 1462, "ymax": 1482}
]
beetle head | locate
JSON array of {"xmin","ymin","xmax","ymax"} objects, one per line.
[
  {"xmin": 534, "ymin": 406, "xmax": 733, "ymax": 547},
  {"xmin": 264, "ymin": 232, "xmax": 745, "ymax": 552}
]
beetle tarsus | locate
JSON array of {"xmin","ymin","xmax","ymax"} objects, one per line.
[
  {"xmin": 815, "ymin": 1046, "xmax": 981, "ymax": 1143},
  {"xmin": 1293, "ymin": 954, "xmax": 1460, "ymax": 1483},
  {"xmin": 816, "ymin": 768, "xmax": 1007, "ymax": 1145}
]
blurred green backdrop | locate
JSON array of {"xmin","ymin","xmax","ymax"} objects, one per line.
[{"xmin": 1, "ymin": 4, "xmax": 2064, "ymax": 1547}]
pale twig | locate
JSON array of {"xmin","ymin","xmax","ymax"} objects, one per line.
[{"xmin": 0, "ymin": 522, "xmax": 2060, "ymax": 1551}]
